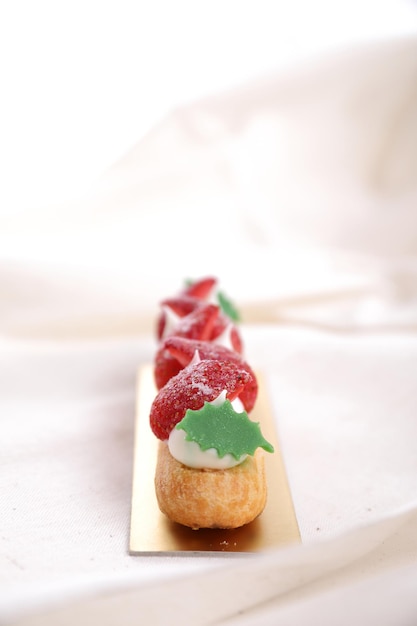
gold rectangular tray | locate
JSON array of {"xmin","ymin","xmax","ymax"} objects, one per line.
[{"xmin": 129, "ymin": 365, "xmax": 300, "ymax": 554}]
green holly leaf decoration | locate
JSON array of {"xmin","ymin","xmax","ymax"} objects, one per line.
[
  {"xmin": 217, "ymin": 290, "xmax": 241, "ymax": 322},
  {"xmin": 176, "ymin": 400, "xmax": 274, "ymax": 460}
]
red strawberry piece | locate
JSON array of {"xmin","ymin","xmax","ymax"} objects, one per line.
[
  {"xmin": 166, "ymin": 303, "xmax": 219, "ymax": 342},
  {"xmin": 211, "ymin": 314, "xmax": 243, "ymax": 354},
  {"xmin": 156, "ymin": 296, "xmax": 202, "ymax": 340},
  {"xmin": 156, "ymin": 277, "xmax": 219, "ymax": 339},
  {"xmin": 150, "ymin": 360, "xmax": 252, "ymax": 440},
  {"xmin": 162, "ymin": 296, "xmax": 202, "ymax": 317},
  {"xmin": 229, "ymin": 326, "xmax": 243, "ymax": 353},
  {"xmin": 154, "ymin": 304, "xmax": 221, "ymax": 388},
  {"xmin": 154, "ymin": 346, "xmax": 183, "ymax": 390},
  {"xmin": 156, "ymin": 315, "xmax": 165, "ymax": 342},
  {"xmin": 182, "ymin": 276, "xmax": 217, "ymax": 300},
  {"xmin": 164, "ymin": 337, "xmax": 258, "ymax": 412}
]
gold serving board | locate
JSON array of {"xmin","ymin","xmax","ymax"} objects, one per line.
[{"xmin": 129, "ymin": 365, "xmax": 300, "ymax": 554}]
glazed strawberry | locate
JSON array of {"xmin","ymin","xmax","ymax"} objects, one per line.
[
  {"xmin": 157, "ymin": 296, "xmax": 202, "ymax": 340},
  {"xmin": 158, "ymin": 337, "xmax": 258, "ymax": 412},
  {"xmin": 162, "ymin": 296, "xmax": 201, "ymax": 317},
  {"xmin": 182, "ymin": 277, "xmax": 217, "ymax": 300},
  {"xmin": 150, "ymin": 360, "xmax": 252, "ymax": 440},
  {"xmin": 210, "ymin": 315, "xmax": 243, "ymax": 354},
  {"xmin": 154, "ymin": 346, "xmax": 183, "ymax": 390},
  {"xmin": 154, "ymin": 304, "xmax": 221, "ymax": 388},
  {"xmin": 156, "ymin": 275, "xmax": 216, "ymax": 340},
  {"xmin": 166, "ymin": 303, "xmax": 219, "ymax": 342}
]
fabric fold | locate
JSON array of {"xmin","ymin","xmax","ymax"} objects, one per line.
[{"xmin": 10, "ymin": 503, "xmax": 417, "ymax": 626}]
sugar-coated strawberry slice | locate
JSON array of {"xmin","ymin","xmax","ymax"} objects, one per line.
[
  {"xmin": 210, "ymin": 314, "xmax": 243, "ymax": 354},
  {"xmin": 154, "ymin": 346, "xmax": 183, "ymax": 390},
  {"xmin": 166, "ymin": 303, "xmax": 219, "ymax": 342},
  {"xmin": 162, "ymin": 296, "xmax": 201, "ymax": 317},
  {"xmin": 156, "ymin": 277, "xmax": 218, "ymax": 339},
  {"xmin": 154, "ymin": 304, "xmax": 221, "ymax": 388},
  {"xmin": 161, "ymin": 337, "xmax": 258, "ymax": 412},
  {"xmin": 156, "ymin": 296, "xmax": 202, "ymax": 340},
  {"xmin": 182, "ymin": 276, "xmax": 217, "ymax": 300},
  {"xmin": 150, "ymin": 360, "xmax": 252, "ymax": 440},
  {"xmin": 156, "ymin": 315, "xmax": 165, "ymax": 342}
]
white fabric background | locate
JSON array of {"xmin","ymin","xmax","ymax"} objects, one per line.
[{"xmin": 1, "ymin": 3, "xmax": 417, "ymax": 624}]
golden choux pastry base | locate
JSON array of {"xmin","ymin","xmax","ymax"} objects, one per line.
[
  {"xmin": 155, "ymin": 444, "xmax": 267, "ymax": 530},
  {"xmin": 129, "ymin": 365, "xmax": 300, "ymax": 554}
]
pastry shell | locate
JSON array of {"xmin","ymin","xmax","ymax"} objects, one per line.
[{"xmin": 155, "ymin": 442, "xmax": 267, "ymax": 530}]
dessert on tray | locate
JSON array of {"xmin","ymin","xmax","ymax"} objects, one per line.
[{"xmin": 150, "ymin": 277, "xmax": 274, "ymax": 530}]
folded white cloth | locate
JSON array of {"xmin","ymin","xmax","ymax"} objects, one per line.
[
  {"xmin": 1, "ymin": 32, "xmax": 417, "ymax": 626},
  {"xmin": 10, "ymin": 502, "xmax": 417, "ymax": 626}
]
